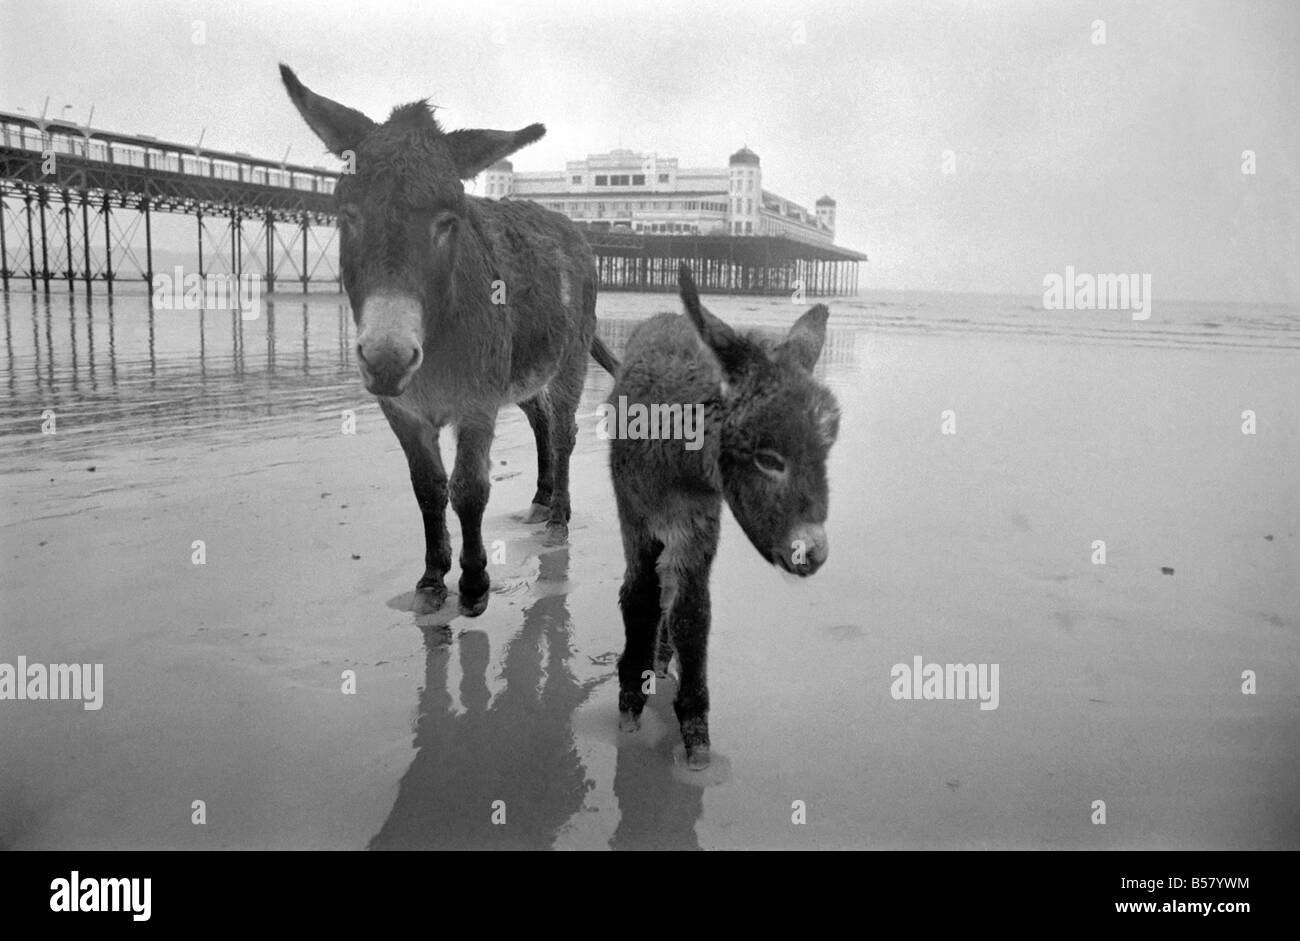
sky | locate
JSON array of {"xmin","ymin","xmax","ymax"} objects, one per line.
[{"xmin": 1, "ymin": 0, "xmax": 1296, "ymax": 303}]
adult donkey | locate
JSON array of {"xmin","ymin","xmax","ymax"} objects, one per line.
[{"xmin": 281, "ymin": 65, "xmax": 618, "ymax": 617}]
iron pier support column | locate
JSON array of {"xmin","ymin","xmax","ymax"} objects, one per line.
[
  {"xmin": 38, "ymin": 187, "xmax": 51, "ymax": 294},
  {"xmin": 0, "ymin": 186, "xmax": 9, "ymax": 291},
  {"xmin": 264, "ymin": 210, "xmax": 275, "ymax": 293},
  {"xmin": 81, "ymin": 194, "xmax": 92, "ymax": 293},
  {"xmin": 229, "ymin": 207, "xmax": 238, "ymax": 284},
  {"xmin": 63, "ymin": 191, "xmax": 74, "ymax": 291},
  {"xmin": 24, "ymin": 194, "xmax": 36, "ymax": 291},
  {"xmin": 143, "ymin": 198, "xmax": 153, "ymax": 289},
  {"xmin": 103, "ymin": 196, "xmax": 115, "ymax": 296}
]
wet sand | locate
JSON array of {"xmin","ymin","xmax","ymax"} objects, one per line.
[{"xmin": 1, "ymin": 290, "xmax": 1297, "ymax": 849}]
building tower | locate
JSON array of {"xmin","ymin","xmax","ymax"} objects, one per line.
[
  {"xmin": 815, "ymin": 195, "xmax": 836, "ymax": 236},
  {"xmin": 728, "ymin": 146, "xmax": 761, "ymax": 236},
  {"xmin": 483, "ymin": 159, "xmax": 514, "ymax": 199}
]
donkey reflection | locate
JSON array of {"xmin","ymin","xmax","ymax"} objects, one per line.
[
  {"xmin": 610, "ymin": 687, "xmax": 704, "ymax": 851},
  {"xmin": 370, "ymin": 550, "xmax": 599, "ymax": 850}
]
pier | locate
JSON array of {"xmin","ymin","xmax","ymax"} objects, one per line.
[
  {"xmin": 582, "ymin": 229, "xmax": 863, "ymax": 296},
  {"xmin": 0, "ymin": 110, "xmax": 864, "ymax": 297}
]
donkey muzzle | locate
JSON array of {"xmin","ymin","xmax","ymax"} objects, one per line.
[
  {"xmin": 356, "ymin": 293, "xmax": 424, "ymax": 396},
  {"xmin": 778, "ymin": 522, "xmax": 828, "ymax": 576}
]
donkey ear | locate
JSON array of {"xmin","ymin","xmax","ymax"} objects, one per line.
[
  {"xmin": 776, "ymin": 304, "xmax": 829, "ymax": 371},
  {"xmin": 678, "ymin": 263, "xmax": 747, "ymax": 376},
  {"xmin": 443, "ymin": 124, "xmax": 546, "ymax": 180},
  {"xmin": 280, "ymin": 64, "xmax": 376, "ymax": 157}
]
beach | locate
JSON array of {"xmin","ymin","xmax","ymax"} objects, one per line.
[{"xmin": 1, "ymin": 289, "xmax": 1297, "ymax": 849}]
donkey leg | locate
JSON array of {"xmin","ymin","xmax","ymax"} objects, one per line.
[
  {"xmin": 666, "ymin": 569, "xmax": 713, "ymax": 769},
  {"xmin": 382, "ymin": 404, "xmax": 451, "ymax": 612},
  {"xmin": 653, "ymin": 621, "xmax": 676, "ymax": 680},
  {"xmin": 542, "ymin": 379, "xmax": 581, "ymax": 548},
  {"xmin": 658, "ymin": 510, "xmax": 720, "ymax": 769},
  {"xmin": 617, "ymin": 526, "xmax": 662, "ymax": 733},
  {"xmin": 518, "ymin": 395, "xmax": 553, "ymax": 525},
  {"xmin": 450, "ymin": 415, "xmax": 496, "ymax": 617}
]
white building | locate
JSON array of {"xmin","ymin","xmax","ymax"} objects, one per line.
[{"xmin": 479, "ymin": 146, "xmax": 838, "ymax": 247}]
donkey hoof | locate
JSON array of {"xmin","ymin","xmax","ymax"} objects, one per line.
[
  {"xmin": 520, "ymin": 502, "xmax": 550, "ymax": 524},
  {"xmin": 413, "ymin": 581, "xmax": 447, "ymax": 614},
  {"xmin": 684, "ymin": 744, "xmax": 711, "ymax": 770},
  {"xmin": 618, "ymin": 710, "xmax": 642, "ymax": 733},
  {"xmin": 458, "ymin": 592, "xmax": 490, "ymax": 618},
  {"xmin": 543, "ymin": 521, "xmax": 569, "ymax": 547}
]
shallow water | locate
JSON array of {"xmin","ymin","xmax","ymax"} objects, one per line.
[{"xmin": 1, "ymin": 288, "xmax": 1297, "ymax": 849}]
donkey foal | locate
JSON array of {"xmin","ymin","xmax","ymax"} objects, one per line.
[{"xmin": 609, "ymin": 265, "xmax": 840, "ymax": 768}]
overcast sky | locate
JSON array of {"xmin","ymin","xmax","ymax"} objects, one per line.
[{"xmin": 2, "ymin": 0, "xmax": 1296, "ymax": 302}]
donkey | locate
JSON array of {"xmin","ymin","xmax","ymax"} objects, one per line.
[
  {"xmin": 280, "ymin": 65, "xmax": 619, "ymax": 617},
  {"xmin": 608, "ymin": 264, "xmax": 840, "ymax": 768}
]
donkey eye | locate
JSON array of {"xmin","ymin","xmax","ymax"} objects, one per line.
[
  {"xmin": 754, "ymin": 450, "xmax": 787, "ymax": 475},
  {"xmin": 430, "ymin": 213, "xmax": 458, "ymax": 246}
]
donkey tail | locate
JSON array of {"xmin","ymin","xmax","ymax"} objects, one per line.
[{"xmin": 591, "ymin": 336, "xmax": 620, "ymax": 375}]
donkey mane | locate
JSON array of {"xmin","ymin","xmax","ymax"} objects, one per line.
[{"xmin": 387, "ymin": 101, "xmax": 442, "ymax": 131}]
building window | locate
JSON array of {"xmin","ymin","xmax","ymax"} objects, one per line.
[
  {"xmin": 595, "ymin": 175, "xmax": 607, "ymax": 185},
  {"xmin": 611, "ymin": 174, "xmax": 630, "ymax": 186},
  {"xmin": 745, "ymin": 221, "xmax": 752, "ymax": 234},
  {"xmin": 572, "ymin": 175, "xmax": 582, "ymax": 184},
  {"xmin": 658, "ymin": 173, "xmax": 669, "ymax": 183},
  {"xmin": 632, "ymin": 174, "xmax": 645, "ymax": 186}
]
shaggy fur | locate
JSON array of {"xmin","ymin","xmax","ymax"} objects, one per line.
[
  {"xmin": 281, "ymin": 65, "xmax": 614, "ymax": 617},
  {"xmin": 609, "ymin": 265, "xmax": 840, "ymax": 768}
]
